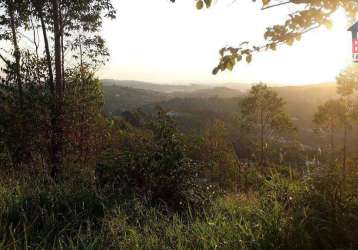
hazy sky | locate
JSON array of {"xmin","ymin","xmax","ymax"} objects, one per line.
[{"xmin": 98, "ymin": 0, "xmax": 353, "ymax": 85}]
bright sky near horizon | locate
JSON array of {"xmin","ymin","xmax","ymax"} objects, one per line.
[{"xmin": 98, "ymin": 0, "xmax": 353, "ymax": 85}]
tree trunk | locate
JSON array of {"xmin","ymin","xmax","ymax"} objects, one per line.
[
  {"xmin": 60, "ymin": 8, "xmax": 65, "ymax": 93},
  {"xmin": 330, "ymin": 120, "xmax": 335, "ymax": 166},
  {"xmin": 343, "ymin": 125, "xmax": 347, "ymax": 181},
  {"xmin": 8, "ymin": 0, "xmax": 29, "ymax": 164},
  {"xmin": 260, "ymin": 109, "xmax": 264, "ymax": 167},
  {"xmin": 38, "ymin": 8, "xmax": 54, "ymax": 94},
  {"xmin": 8, "ymin": 0, "xmax": 23, "ymax": 108},
  {"xmin": 50, "ymin": 0, "xmax": 64, "ymax": 180}
]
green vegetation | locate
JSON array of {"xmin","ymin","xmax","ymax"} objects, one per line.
[
  {"xmin": 2, "ymin": 78, "xmax": 358, "ymax": 249},
  {"xmin": 0, "ymin": 163, "xmax": 356, "ymax": 249},
  {"xmin": 1, "ymin": 0, "xmax": 358, "ymax": 249}
]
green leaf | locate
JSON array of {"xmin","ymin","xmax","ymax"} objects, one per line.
[
  {"xmin": 196, "ymin": 0, "xmax": 204, "ymax": 10},
  {"xmin": 204, "ymin": 0, "xmax": 212, "ymax": 8},
  {"xmin": 226, "ymin": 60, "xmax": 234, "ymax": 71},
  {"xmin": 212, "ymin": 67, "xmax": 219, "ymax": 75},
  {"xmin": 323, "ymin": 20, "xmax": 333, "ymax": 30},
  {"xmin": 246, "ymin": 54, "xmax": 252, "ymax": 63},
  {"xmin": 287, "ymin": 37, "xmax": 294, "ymax": 46},
  {"xmin": 262, "ymin": 0, "xmax": 271, "ymax": 6},
  {"xmin": 219, "ymin": 48, "xmax": 225, "ymax": 56},
  {"xmin": 269, "ymin": 43, "xmax": 276, "ymax": 51}
]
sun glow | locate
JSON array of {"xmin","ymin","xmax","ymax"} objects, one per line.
[
  {"xmin": 99, "ymin": 1, "xmax": 353, "ymax": 85},
  {"xmin": 255, "ymin": 10, "xmax": 352, "ymax": 85}
]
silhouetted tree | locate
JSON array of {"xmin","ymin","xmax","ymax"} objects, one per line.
[
  {"xmin": 314, "ymin": 99, "xmax": 346, "ymax": 165},
  {"xmin": 336, "ymin": 66, "xmax": 358, "ymax": 178},
  {"xmin": 240, "ymin": 84, "xmax": 294, "ymax": 167}
]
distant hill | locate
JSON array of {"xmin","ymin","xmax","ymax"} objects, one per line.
[
  {"xmin": 101, "ymin": 79, "xmax": 212, "ymax": 93},
  {"xmin": 273, "ymin": 83, "xmax": 338, "ymax": 126},
  {"xmin": 173, "ymin": 87, "xmax": 243, "ymax": 99},
  {"xmin": 102, "ymin": 80, "xmax": 340, "ymax": 128},
  {"xmin": 273, "ymin": 83, "xmax": 337, "ymax": 104},
  {"xmin": 102, "ymin": 85, "xmax": 171, "ymax": 116},
  {"xmin": 102, "ymin": 84, "xmax": 244, "ymax": 116},
  {"xmin": 101, "ymin": 81, "xmax": 353, "ymax": 146}
]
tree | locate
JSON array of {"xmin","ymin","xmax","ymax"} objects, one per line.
[
  {"xmin": 336, "ymin": 65, "xmax": 358, "ymax": 97},
  {"xmin": 202, "ymin": 119, "xmax": 238, "ymax": 191},
  {"xmin": 314, "ymin": 98, "xmax": 356, "ymax": 178},
  {"xmin": 240, "ymin": 84, "xmax": 294, "ymax": 167},
  {"xmin": 0, "ymin": 0, "xmax": 116, "ymax": 179},
  {"xmin": 314, "ymin": 99, "xmax": 346, "ymax": 165},
  {"xmin": 336, "ymin": 66, "xmax": 358, "ymax": 178},
  {"xmin": 314, "ymin": 65, "xmax": 358, "ymax": 177},
  {"xmin": 45, "ymin": 0, "xmax": 116, "ymax": 178},
  {"xmin": 0, "ymin": 0, "xmax": 32, "ymax": 163},
  {"xmin": 64, "ymin": 68, "xmax": 110, "ymax": 170}
]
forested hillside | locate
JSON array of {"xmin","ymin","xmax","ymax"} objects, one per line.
[{"xmin": 102, "ymin": 82, "xmax": 351, "ymax": 147}]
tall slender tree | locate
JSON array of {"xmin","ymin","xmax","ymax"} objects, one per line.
[
  {"xmin": 240, "ymin": 84, "xmax": 294, "ymax": 167},
  {"xmin": 336, "ymin": 66, "xmax": 358, "ymax": 179},
  {"xmin": 314, "ymin": 99, "xmax": 346, "ymax": 165},
  {"xmin": 0, "ymin": 0, "xmax": 116, "ymax": 178}
]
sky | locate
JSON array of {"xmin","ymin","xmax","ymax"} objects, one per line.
[{"xmin": 98, "ymin": 0, "xmax": 353, "ymax": 85}]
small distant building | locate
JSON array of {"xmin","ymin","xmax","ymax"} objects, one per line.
[{"xmin": 348, "ymin": 21, "xmax": 358, "ymax": 62}]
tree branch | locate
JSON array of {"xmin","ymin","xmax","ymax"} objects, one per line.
[
  {"xmin": 262, "ymin": 1, "xmax": 291, "ymax": 10},
  {"xmin": 0, "ymin": 53, "xmax": 11, "ymax": 66}
]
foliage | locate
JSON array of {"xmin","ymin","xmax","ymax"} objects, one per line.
[
  {"xmin": 314, "ymin": 65, "xmax": 358, "ymax": 170},
  {"xmin": 185, "ymin": 0, "xmax": 358, "ymax": 73},
  {"xmin": 0, "ymin": 163, "xmax": 356, "ymax": 249},
  {"xmin": 313, "ymin": 99, "xmax": 346, "ymax": 159},
  {"xmin": 0, "ymin": 66, "xmax": 111, "ymax": 175},
  {"xmin": 63, "ymin": 68, "xmax": 111, "ymax": 171},
  {"xmin": 0, "ymin": 71, "xmax": 51, "ymax": 166},
  {"xmin": 240, "ymin": 84, "xmax": 295, "ymax": 166},
  {"xmin": 201, "ymin": 119, "xmax": 239, "ymax": 192},
  {"xmin": 1, "ymin": 1, "xmax": 358, "ymax": 249},
  {"xmin": 336, "ymin": 64, "xmax": 358, "ymax": 97},
  {"xmin": 96, "ymin": 112, "xmax": 211, "ymax": 210}
]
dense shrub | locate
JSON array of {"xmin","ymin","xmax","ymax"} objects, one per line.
[{"xmin": 96, "ymin": 114, "xmax": 212, "ymax": 210}]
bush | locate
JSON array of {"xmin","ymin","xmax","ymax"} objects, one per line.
[{"xmin": 96, "ymin": 114, "xmax": 212, "ymax": 210}]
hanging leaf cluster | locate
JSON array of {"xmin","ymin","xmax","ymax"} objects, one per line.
[
  {"xmin": 212, "ymin": 0, "xmax": 358, "ymax": 74},
  {"xmin": 169, "ymin": 0, "xmax": 358, "ymax": 74}
]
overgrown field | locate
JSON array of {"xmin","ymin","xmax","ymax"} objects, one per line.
[{"xmin": 0, "ymin": 166, "xmax": 356, "ymax": 250}]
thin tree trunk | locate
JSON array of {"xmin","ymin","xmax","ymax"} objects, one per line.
[
  {"xmin": 260, "ymin": 109, "xmax": 264, "ymax": 167},
  {"xmin": 343, "ymin": 125, "xmax": 347, "ymax": 181},
  {"xmin": 330, "ymin": 120, "xmax": 335, "ymax": 166},
  {"xmin": 237, "ymin": 160, "xmax": 241, "ymax": 192},
  {"xmin": 38, "ymin": 9, "xmax": 54, "ymax": 94},
  {"xmin": 8, "ymin": 0, "xmax": 28, "ymax": 164},
  {"xmin": 8, "ymin": 0, "xmax": 23, "ymax": 108},
  {"xmin": 50, "ymin": 0, "xmax": 64, "ymax": 180},
  {"xmin": 60, "ymin": 8, "xmax": 65, "ymax": 93},
  {"xmin": 31, "ymin": 18, "xmax": 41, "ymax": 84}
]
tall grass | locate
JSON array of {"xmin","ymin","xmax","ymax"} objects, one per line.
[{"xmin": 0, "ymin": 166, "xmax": 356, "ymax": 249}]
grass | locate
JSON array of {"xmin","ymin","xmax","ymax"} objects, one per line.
[{"xmin": 0, "ymin": 167, "xmax": 356, "ymax": 249}]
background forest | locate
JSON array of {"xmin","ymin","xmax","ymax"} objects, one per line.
[{"xmin": 1, "ymin": 0, "xmax": 358, "ymax": 249}]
